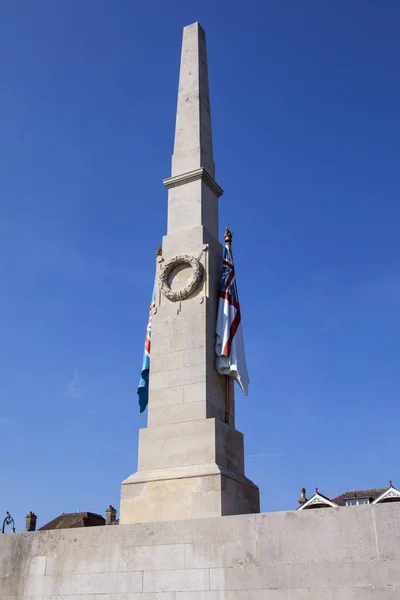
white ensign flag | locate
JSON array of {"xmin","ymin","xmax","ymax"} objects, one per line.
[{"xmin": 215, "ymin": 231, "xmax": 249, "ymax": 395}]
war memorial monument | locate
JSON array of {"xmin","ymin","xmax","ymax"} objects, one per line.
[{"xmin": 0, "ymin": 22, "xmax": 399, "ymax": 600}]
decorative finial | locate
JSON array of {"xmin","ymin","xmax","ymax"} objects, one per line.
[
  {"xmin": 156, "ymin": 246, "xmax": 162, "ymax": 257},
  {"xmin": 316, "ymin": 487, "xmax": 318, "ymax": 493},
  {"xmin": 390, "ymin": 480, "xmax": 393, "ymax": 487},
  {"xmin": 224, "ymin": 227, "xmax": 232, "ymax": 245}
]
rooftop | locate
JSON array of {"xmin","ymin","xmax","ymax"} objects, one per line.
[
  {"xmin": 333, "ymin": 488, "xmax": 387, "ymax": 506},
  {"xmin": 38, "ymin": 512, "xmax": 105, "ymax": 531}
]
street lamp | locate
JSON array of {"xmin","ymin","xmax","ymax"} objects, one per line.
[{"xmin": 2, "ymin": 512, "xmax": 15, "ymax": 534}]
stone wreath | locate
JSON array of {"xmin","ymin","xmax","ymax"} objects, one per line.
[{"xmin": 159, "ymin": 254, "xmax": 203, "ymax": 301}]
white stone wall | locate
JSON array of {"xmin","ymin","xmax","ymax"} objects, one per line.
[{"xmin": 1, "ymin": 504, "xmax": 400, "ymax": 599}]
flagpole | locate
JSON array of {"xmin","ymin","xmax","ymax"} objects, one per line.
[
  {"xmin": 223, "ymin": 226, "xmax": 233, "ymax": 425},
  {"xmin": 225, "ymin": 376, "xmax": 230, "ymax": 424}
]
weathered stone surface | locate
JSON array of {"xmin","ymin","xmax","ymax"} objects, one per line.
[
  {"xmin": 121, "ymin": 473, "xmax": 220, "ymax": 523},
  {"xmin": 24, "ymin": 571, "xmax": 143, "ymax": 595},
  {"xmin": 28, "ymin": 555, "xmax": 46, "ymax": 576},
  {"xmin": 111, "ymin": 595, "xmax": 174, "ymax": 600},
  {"xmin": 256, "ymin": 505, "xmax": 379, "ymax": 565},
  {"xmin": 174, "ymin": 590, "xmax": 400, "ymax": 600},
  {"xmin": 148, "ymin": 371, "xmax": 170, "ymax": 391},
  {"xmin": 118, "ymin": 518, "xmax": 194, "ymax": 548},
  {"xmin": 183, "ymin": 381, "xmax": 206, "ymax": 403},
  {"xmin": 171, "ymin": 23, "xmax": 214, "ymax": 180},
  {"xmin": 191, "ymin": 513, "xmax": 256, "ymax": 543},
  {"xmin": 209, "ymin": 562, "xmax": 375, "ymax": 591},
  {"xmin": 120, "ymin": 544, "xmax": 185, "ymax": 571},
  {"xmin": 1, "ymin": 506, "xmax": 400, "ymax": 598},
  {"xmin": 373, "ymin": 502, "xmax": 400, "ymax": 560},
  {"xmin": 149, "ymin": 386, "xmax": 184, "ymax": 409},
  {"xmin": 150, "ymin": 351, "xmax": 185, "ymax": 374},
  {"xmin": 120, "ymin": 467, "xmax": 258, "ymax": 524},
  {"xmin": 147, "ymin": 400, "xmax": 206, "ymax": 427},
  {"xmin": 143, "ymin": 568, "xmax": 209, "ymax": 593},
  {"xmin": 137, "ymin": 420, "xmax": 216, "ymax": 471},
  {"xmin": 184, "ymin": 539, "xmax": 257, "ymax": 569}
]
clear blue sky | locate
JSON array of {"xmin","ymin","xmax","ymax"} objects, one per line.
[{"xmin": 1, "ymin": 1, "xmax": 399, "ymax": 530}]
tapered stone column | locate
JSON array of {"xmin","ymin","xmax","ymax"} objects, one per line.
[{"xmin": 120, "ymin": 22, "xmax": 259, "ymax": 524}]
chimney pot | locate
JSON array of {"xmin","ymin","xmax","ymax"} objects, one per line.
[
  {"xmin": 105, "ymin": 505, "xmax": 117, "ymax": 525},
  {"xmin": 25, "ymin": 511, "xmax": 37, "ymax": 532},
  {"xmin": 298, "ymin": 487, "xmax": 307, "ymax": 505}
]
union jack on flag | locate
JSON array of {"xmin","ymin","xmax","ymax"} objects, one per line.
[
  {"xmin": 137, "ymin": 279, "xmax": 156, "ymax": 412},
  {"xmin": 215, "ymin": 232, "xmax": 250, "ymax": 395}
]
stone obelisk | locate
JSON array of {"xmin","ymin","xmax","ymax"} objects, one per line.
[{"xmin": 120, "ymin": 22, "xmax": 259, "ymax": 524}]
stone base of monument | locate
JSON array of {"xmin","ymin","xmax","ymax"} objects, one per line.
[
  {"xmin": 120, "ymin": 463, "xmax": 259, "ymax": 524},
  {"xmin": 120, "ymin": 418, "xmax": 260, "ymax": 524}
]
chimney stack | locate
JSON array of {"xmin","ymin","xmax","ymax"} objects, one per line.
[
  {"xmin": 25, "ymin": 511, "xmax": 37, "ymax": 532},
  {"xmin": 298, "ymin": 488, "xmax": 307, "ymax": 506},
  {"xmin": 105, "ymin": 505, "xmax": 117, "ymax": 525}
]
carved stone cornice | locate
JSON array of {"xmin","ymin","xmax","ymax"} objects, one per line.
[{"xmin": 163, "ymin": 168, "xmax": 224, "ymax": 198}]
